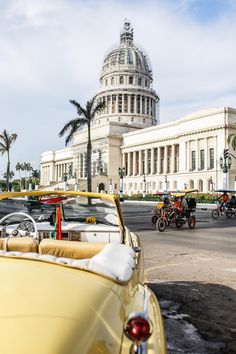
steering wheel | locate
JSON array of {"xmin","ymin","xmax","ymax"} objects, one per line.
[{"xmin": 0, "ymin": 212, "xmax": 38, "ymax": 239}]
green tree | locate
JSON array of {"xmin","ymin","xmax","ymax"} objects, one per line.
[
  {"xmin": 0, "ymin": 130, "xmax": 17, "ymax": 191},
  {"xmin": 59, "ymin": 97, "xmax": 105, "ymax": 192},
  {"xmin": 227, "ymin": 132, "xmax": 236, "ymax": 150}
]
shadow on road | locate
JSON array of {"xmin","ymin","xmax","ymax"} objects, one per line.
[{"xmin": 148, "ymin": 281, "xmax": 236, "ymax": 354}]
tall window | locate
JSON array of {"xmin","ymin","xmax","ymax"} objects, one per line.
[
  {"xmin": 160, "ymin": 147, "xmax": 164, "ymax": 174},
  {"xmin": 209, "ymin": 148, "xmax": 214, "ymax": 169},
  {"xmin": 138, "ymin": 77, "xmax": 142, "ymax": 86},
  {"xmin": 167, "ymin": 146, "xmax": 171, "ymax": 173},
  {"xmin": 142, "ymin": 151, "xmax": 145, "ymax": 174},
  {"xmin": 112, "ymin": 95, "xmax": 116, "ymax": 113},
  {"xmin": 118, "ymin": 94, "xmax": 122, "ymax": 113},
  {"xmin": 106, "ymin": 95, "xmax": 110, "ymax": 114},
  {"xmin": 124, "ymin": 94, "xmax": 128, "ymax": 113},
  {"xmin": 128, "ymin": 49, "xmax": 133, "ymax": 64},
  {"xmin": 130, "ymin": 94, "xmax": 135, "ymax": 113},
  {"xmin": 111, "ymin": 77, "xmax": 114, "ymax": 85},
  {"xmin": 200, "ymin": 149, "xmax": 205, "ymax": 170},
  {"xmin": 119, "ymin": 50, "xmax": 125, "ymax": 64},
  {"xmin": 148, "ymin": 149, "xmax": 151, "ymax": 174},
  {"xmin": 147, "ymin": 97, "xmax": 150, "ymax": 115},
  {"xmin": 174, "ymin": 145, "xmax": 179, "ymax": 172},
  {"xmin": 137, "ymin": 95, "xmax": 140, "ymax": 114},
  {"xmin": 129, "ymin": 76, "xmax": 133, "ymax": 84},
  {"xmin": 119, "ymin": 76, "xmax": 124, "ymax": 84},
  {"xmin": 142, "ymin": 96, "xmax": 145, "ymax": 114},
  {"xmin": 191, "ymin": 151, "xmax": 196, "ymax": 171},
  {"xmin": 154, "ymin": 148, "xmax": 158, "ymax": 173}
]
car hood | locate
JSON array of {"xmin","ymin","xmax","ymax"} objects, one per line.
[{"xmin": 0, "ymin": 257, "xmax": 127, "ymax": 354}]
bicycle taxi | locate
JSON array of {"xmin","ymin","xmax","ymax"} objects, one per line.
[
  {"xmin": 156, "ymin": 189, "xmax": 197, "ymax": 232},
  {"xmin": 211, "ymin": 189, "xmax": 236, "ymax": 219},
  {"xmin": 151, "ymin": 192, "xmax": 171, "ymax": 224}
]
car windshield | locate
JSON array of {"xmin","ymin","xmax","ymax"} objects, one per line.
[{"xmin": 0, "ymin": 194, "xmax": 119, "ymax": 227}]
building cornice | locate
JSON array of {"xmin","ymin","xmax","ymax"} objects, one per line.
[{"xmin": 121, "ymin": 125, "xmax": 226, "ymax": 150}]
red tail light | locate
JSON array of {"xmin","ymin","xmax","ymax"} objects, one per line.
[{"xmin": 125, "ymin": 316, "xmax": 152, "ymax": 342}]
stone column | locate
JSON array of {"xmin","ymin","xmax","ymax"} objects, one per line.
[
  {"xmin": 145, "ymin": 149, "xmax": 148, "ymax": 175},
  {"xmin": 171, "ymin": 145, "xmax": 176, "ymax": 173},
  {"xmin": 122, "ymin": 152, "xmax": 125, "ymax": 169},
  {"xmin": 205, "ymin": 138, "xmax": 208, "ymax": 170},
  {"xmin": 164, "ymin": 146, "xmax": 168, "ymax": 173},
  {"xmin": 133, "ymin": 151, "xmax": 136, "ymax": 175},
  {"xmin": 150, "ymin": 148, "xmax": 154, "ymax": 175},
  {"xmin": 196, "ymin": 139, "xmax": 199, "ymax": 171},
  {"xmin": 128, "ymin": 152, "xmax": 132, "ymax": 176},
  {"xmin": 157, "ymin": 147, "xmax": 161, "ymax": 174},
  {"xmin": 134, "ymin": 95, "xmax": 137, "ymax": 114},
  {"xmin": 139, "ymin": 150, "xmax": 142, "ymax": 175}
]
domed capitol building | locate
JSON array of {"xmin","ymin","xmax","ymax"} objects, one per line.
[{"xmin": 40, "ymin": 21, "xmax": 236, "ymax": 193}]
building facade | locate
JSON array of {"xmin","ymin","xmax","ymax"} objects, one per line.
[{"xmin": 40, "ymin": 21, "xmax": 236, "ymax": 193}]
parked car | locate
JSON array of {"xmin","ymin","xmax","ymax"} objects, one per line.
[{"xmin": 0, "ymin": 190, "xmax": 167, "ymax": 354}]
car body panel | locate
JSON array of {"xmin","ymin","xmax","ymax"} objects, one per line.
[{"xmin": 0, "ymin": 191, "xmax": 167, "ymax": 353}]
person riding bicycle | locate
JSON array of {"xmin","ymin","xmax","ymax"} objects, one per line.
[
  {"xmin": 173, "ymin": 196, "xmax": 182, "ymax": 216},
  {"xmin": 218, "ymin": 192, "xmax": 229, "ymax": 214}
]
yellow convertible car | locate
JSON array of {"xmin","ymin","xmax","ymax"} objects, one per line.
[{"xmin": 0, "ymin": 191, "xmax": 167, "ymax": 354}]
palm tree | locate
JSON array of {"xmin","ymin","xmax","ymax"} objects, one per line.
[
  {"xmin": 0, "ymin": 130, "xmax": 17, "ymax": 191},
  {"xmin": 16, "ymin": 162, "xmax": 23, "ymax": 190},
  {"xmin": 59, "ymin": 97, "xmax": 105, "ymax": 192},
  {"xmin": 227, "ymin": 132, "xmax": 236, "ymax": 150}
]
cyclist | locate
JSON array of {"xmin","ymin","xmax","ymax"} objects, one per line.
[{"xmin": 218, "ymin": 192, "xmax": 229, "ymax": 214}]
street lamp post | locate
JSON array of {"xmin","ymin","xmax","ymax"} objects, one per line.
[
  {"xmin": 143, "ymin": 173, "xmax": 146, "ymax": 198},
  {"xmin": 219, "ymin": 149, "xmax": 232, "ymax": 189},
  {"xmin": 118, "ymin": 167, "xmax": 126, "ymax": 202}
]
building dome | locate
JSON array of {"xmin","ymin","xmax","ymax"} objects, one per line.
[
  {"xmin": 95, "ymin": 20, "xmax": 159, "ymax": 128},
  {"xmin": 101, "ymin": 20, "xmax": 152, "ymax": 81}
]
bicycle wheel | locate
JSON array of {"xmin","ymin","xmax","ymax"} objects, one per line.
[
  {"xmin": 152, "ymin": 215, "xmax": 158, "ymax": 224},
  {"xmin": 226, "ymin": 209, "xmax": 233, "ymax": 218},
  {"xmin": 157, "ymin": 218, "xmax": 167, "ymax": 232},
  {"xmin": 188, "ymin": 215, "xmax": 196, "ymax": 229},
  {"xmin": 175, "ymin": 219, "xmax": 183, "ymax": 228},
  {"xmin": 211, "ymin": 209, "xmax": 219, "ymax": 219}
]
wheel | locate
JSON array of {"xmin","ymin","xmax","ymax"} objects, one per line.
[
  {"xmin": 157, "ymin": 218, "xmax": 167, "ymax": 232},
  {"xmin": 0, "ymin": 212, "xmax": 38, "ymax": 238},
  {"xmin": 212, "ymin": 209, "xmax": 219, "ymax": 219},
  {"xmin": 175, "ymin": 219, "xmax": 183, "ymax": 228},
  {"xmin": 152, "ymin": 215, "xmax": 158, "ymax": 224},
  {"xmin": 188, "ymin": 215, "xmax": 196, "ymax": 229},
  {"xmin": 226, "ymin": 209, "xmax": 233, "ymax": 218}
]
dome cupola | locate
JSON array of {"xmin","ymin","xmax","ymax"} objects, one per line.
[
  {"xmin": 95, "ymin": 20, "xmax": 159, "ymax": 128},
  {"xmin": 101, "ymin": 20, "xmax": 152, "ymax": 80}
]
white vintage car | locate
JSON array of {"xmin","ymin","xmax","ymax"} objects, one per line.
[{"xmin": 0, "ymin": 191, "xmax": 167, "ymax": 354}]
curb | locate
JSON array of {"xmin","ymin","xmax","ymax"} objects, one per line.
[{"xmin": 122, "ymin": 200, "xmax": 217, "ymax": 210}]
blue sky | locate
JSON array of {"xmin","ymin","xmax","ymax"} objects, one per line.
[{"xmin": 0, "ymin": 0, "xmax": 236, "ymax": 175}]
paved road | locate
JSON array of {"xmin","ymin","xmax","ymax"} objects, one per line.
[{"xmin": 122, "ymin": 202, "xmax": 236, "ymax": 354}]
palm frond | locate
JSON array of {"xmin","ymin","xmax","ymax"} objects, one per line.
[
  {"xmin": 69, "ymin": 100, "xmax": 87, "ymax": 118},
  {"xmin": 90, "ymin": 100, "xmax": 106, "ymax": 120},
  {"xmin": 59, "ymin": 118, "xmax": 80, "ymax": 137}
]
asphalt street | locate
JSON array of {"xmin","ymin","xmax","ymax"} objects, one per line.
[{"xmin": 122, "ymin": 202, "xmax": 236, "ymax": 354}]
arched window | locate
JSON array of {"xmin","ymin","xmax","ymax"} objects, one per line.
[
  {"xmin": 198, "ymin": 179, "xmax": 203, "ymax": 192},
  {"xmin": 111, "ymin": 77, "xmax": 114, "ymax": 85},
  {"xmin": 119, "ymin": 76, "xmax": 124, "ymax": 84},
  {"xmin": 189, "ymin": 180, "xmax": 194, "ymax": 189},
  {"xmin": 129, "ymin": 76, "xmax": 133, "ymax": 84},
  {"xmin": 105, "ymin": 79, "xmax": 108, "ymax": 86},
  {"xmin": 138, "ymin": 77, "xmax": 142, "ymax": 86}
]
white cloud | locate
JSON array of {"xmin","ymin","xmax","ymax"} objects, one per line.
[{"xmin": 0, "ymin": 0, "xmax": 236, "ymax": 174}]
